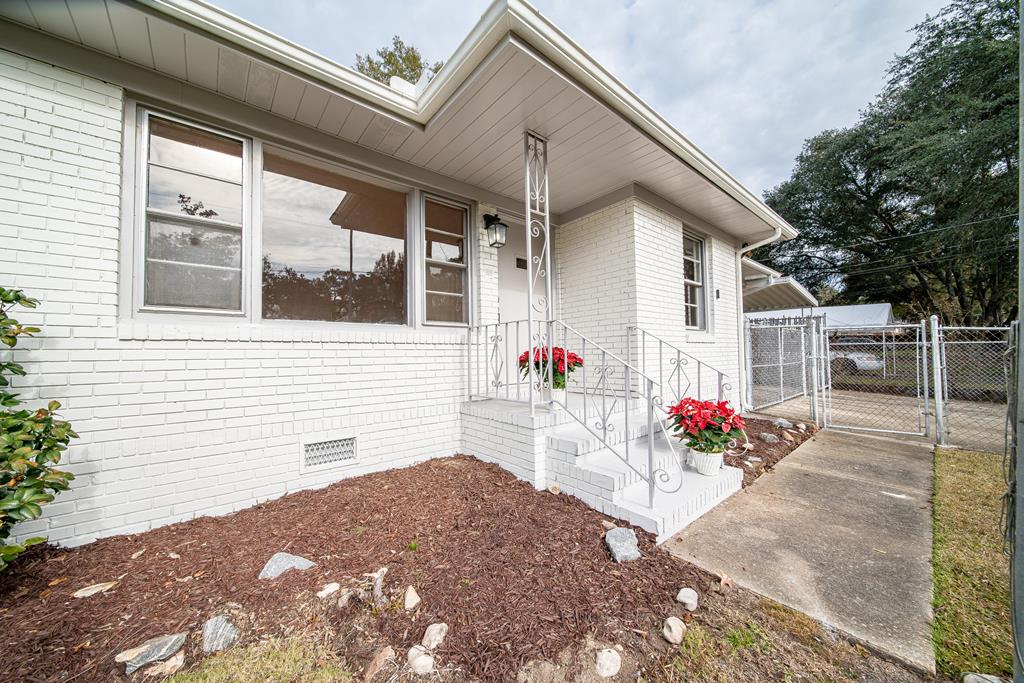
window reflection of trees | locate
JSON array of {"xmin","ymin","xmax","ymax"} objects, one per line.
[{"xmin": 262, "ymin": 251, "xmax": 406, "ymax": 324}]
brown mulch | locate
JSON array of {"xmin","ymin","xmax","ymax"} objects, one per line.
[
  {"xmin": 724, "ymin": 417, "xmax": 817, "ymax": 487},
  {"xmin": 0, "ymin": 456, "xmax": 715, "ymax": 683}
]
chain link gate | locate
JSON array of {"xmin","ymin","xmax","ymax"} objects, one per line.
[{"xmin": 822, "ymin": 322, "xmax": 930, "ymax": 436}]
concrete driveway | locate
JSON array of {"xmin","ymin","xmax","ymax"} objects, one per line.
[{"xmin": 666, "ymin": 429, "xmax": 935, "ymax": 673}]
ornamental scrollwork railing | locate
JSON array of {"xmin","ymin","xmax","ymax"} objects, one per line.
[
  {"xmin": 626, "ymin": 326, "xmax": 734, "ymax": 412},
  {"xmin": 469, "ymin": 318, "xmax": 686, "ymax": 507}
]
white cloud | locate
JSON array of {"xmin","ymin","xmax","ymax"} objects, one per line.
[{"xmin": 212, "ymin": 0, "xmax": 946, "ymax": 195}]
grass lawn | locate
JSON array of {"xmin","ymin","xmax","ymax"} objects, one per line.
[
  {"xmin": 167, "ymin": 636, "xmax": 355, "ymax": 683},
  {"xmin": 932, "ymin": 447, "xmax": 1012, "ymax": 678}
]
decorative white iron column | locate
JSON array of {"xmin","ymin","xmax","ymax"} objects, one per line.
[{"xmin": 524, "ymin": 131, "xmax": 553, "ymax": 415}]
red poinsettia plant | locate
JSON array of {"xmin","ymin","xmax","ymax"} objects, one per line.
[
  {"xmin": 667, "ymin": 397, "xmax": 746, "ymax": 453},
  {"xmin": 518, "ymin": 346, "xmax": 583, "ymax": 389}
]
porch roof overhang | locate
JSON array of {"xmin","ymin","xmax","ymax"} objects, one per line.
[
  {"xmin": 0, "ymin": 0, "xmax": 797, "ymax": 244},
  {"xmin": 741, "ymin": 258, "xmax": 818, "ymax": 312}
]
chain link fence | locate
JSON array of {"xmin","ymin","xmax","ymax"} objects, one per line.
[
  {"xmin": 937, "ymin": 325, "xmax": 1012, "ymax": 453},
  {"xmin": 744, "ymin": 315, "xmax": 1016, "ymax": 453}
]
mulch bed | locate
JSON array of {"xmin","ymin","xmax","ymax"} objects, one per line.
[
  {"xmin": 724, "ymin": 417, "xmax": 816, "ymax": 487},
  {"xmin": 0, "ymin": 456, "xmax": 718, "ymax": 683}
]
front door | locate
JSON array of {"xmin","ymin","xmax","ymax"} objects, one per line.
[{"xmin": 497, "ymin": 219, "xmax": 547, "ymax": 324}]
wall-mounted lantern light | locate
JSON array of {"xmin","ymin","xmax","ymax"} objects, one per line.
[{"xmin": 483, "ymin": 213, "xmax": 508, "ymax": 249}]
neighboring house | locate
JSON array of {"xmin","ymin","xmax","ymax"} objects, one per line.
[
  {"xmin": 0, "ymin": 0, "xmax": 797, "ymax": 545},
  {"xmin": 746, "ymin": 303, "xmax": 896, "ymax": 327},
  {"xmin": 741, "ymin": 258, "xmax": 817, "ymax": 313}
]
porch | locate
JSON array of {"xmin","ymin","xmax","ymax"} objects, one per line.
[{"xmin": 462, "ymin": 317, "xmax": 742, "ymax": 541}]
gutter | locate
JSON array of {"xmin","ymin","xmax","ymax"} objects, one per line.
[{"xmin": 734, "ymin": 226, "xmax": 784, "ymax": 410}]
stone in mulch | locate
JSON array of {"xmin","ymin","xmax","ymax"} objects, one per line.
[
  {"xmin": 202, "ymin": 614, "xmax": 240, "ymax": 654},
  {"xmin": 605, "ymin": 527, "xmax": 641, "ymax": 563},
  {"xmin": 759, "ymin": 432, "xmax": 780, "ymax": 444},
  {"xmin": 258, "ymin": 552, "xmax": 316, "ymax": 580},
  {"xmin": 363, "ymin": 645, "xmax": 395, "ymax": 682},
  {"xmin": 421, "ymin": 622, "xmax": 448, "ymax": 650},
  {"xmin": 407, "ymin": 644, "xmax": 434, "ymax": 674},
  {"xmin": 595, "ymin": 648, "xmax": 621, "ymax": 678},
  {"xmin": 675, "ymin": 587, "xmax": 699, "ymax": 611},
  {"xmin": 962, "ymin": 675, "xmax": 1008, "ymax": 683},
  {"xmin": 404, "ymin": 585, "xmax": 421, "ymax": 610},
  {"xmin": 317, "ymin": 582, "xmax": 341, "ymax": 599},
  {"xmin": 662, "ymin": 616, "xmax": 686, "ymax": 645},
  {"xmin": 115, "ymin": 632, "xmax": 187, "ymax": 674},
  {"xmin": 142, "ymin": 650, "xmax": 184, "ymax": 677},
  {"xmin": 773, "ymin": 417, "xmax": 793, "ymax": 429}
]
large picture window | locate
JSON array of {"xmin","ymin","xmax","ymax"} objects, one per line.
[
  {"xmin": 260, "ymin": 151, "xmax": 407, "ymax": 324},
  {"xmin": 423, "ymin": 198, "xmax": 468, "ymax": 324},
  {"xmin": 682, "ymin": 233, "xmax": 705, "ymax": 330},
  {"xmin": 142, "ymin": 115, "xmax": 245, "ymax": 311}
]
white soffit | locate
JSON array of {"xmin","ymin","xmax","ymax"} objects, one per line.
[{"xmin": 0, "ymin": 0, "xmax": 797, "ymax": 240}]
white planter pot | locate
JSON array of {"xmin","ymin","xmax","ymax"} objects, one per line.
[
  {"xmin": 549, "ymin": 387, "xmax": 566, "ymax": 408},
  {"xmin": 691, "ymin": 449, "xmax": 725, "ymax": 477}
]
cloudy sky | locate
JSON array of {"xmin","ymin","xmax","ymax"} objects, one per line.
[{"xmin": 212, "ymin": 0, "xmax": 947, "ymax": 196}]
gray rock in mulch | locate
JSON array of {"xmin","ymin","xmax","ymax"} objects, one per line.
[
  {"xmin": 748, "ymin": 456, "xmax": 763, "ymax": 463},
  {"xmin": 772, "ymin": 418, "xmax": 793, "ymax": 429},
  {"xmin": 605, "ymin": 527, "xmax": 641, "ymax": 563},
  {"xmin": 962, "ymin": 675, "xmax": 1009, "ymax": 683},
  {"xmin": 258, "ymin": 552, "xmax": 316, "ymax": 580},
  {"xmin": 407, "ymin": 644, "xmax": 434, "ymax": 675},
  {"xmin": 595, "ymin": 648, "xmax": 621, "ymax": 678},
  {"xmin": 675, "ymin": 587, "xmax": 699, "ymax": 611},
  {"xmin": 202, "ymin": 614, "xmax": 240, "ymax": 654},
  {"xmin": 421, "ymin": 622, "xmax": 448, "ymax": 650},
  {"xmin": 662, "ymin": 616, "xmax": 686, "ymax": 645},
  {"xmin": 759, "ymin": 432, "xmax": 780, "ymax": 444},
  {"xmin": 115, "ymin": 632, "xmax": 187, "ymax": 674}
]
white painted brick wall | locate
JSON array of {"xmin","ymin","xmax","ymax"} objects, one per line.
[
  {"xmin": 0, "ymin": 50, "xmax": 477, "ymax": 547},
  {"xmin": 554, "ymin": 197, "xmax": 742, "ymax": 406}
]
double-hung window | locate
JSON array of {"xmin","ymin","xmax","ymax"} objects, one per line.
[
  {"xmin": 682, "ymin": 233, "xmax": 706, "ymax": 330},
  {"xmin": 423, "ymin": 198, "xmax": 469, "ymax": 324},
  {"xmin": 141, "ymin": 114, "xmax": 247, "ymax": 312}
]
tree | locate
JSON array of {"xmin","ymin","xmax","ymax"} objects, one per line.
[
  {"xmin": 355, "ymin": 36, "xmax": 443, "ymax": 86},
  {"xmin": 756, "ymin": 0, "xmax": 1019, "ymax": 325}
]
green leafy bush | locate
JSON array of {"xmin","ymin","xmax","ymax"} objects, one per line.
[{"xmin": 0, "ymin": 287, "xmax": 75, "ymax": 570}]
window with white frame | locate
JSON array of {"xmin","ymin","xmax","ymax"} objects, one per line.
[
  {"xmin": 682, "ymin": 233, "xmax": 706, "ymax": 329},
  {"xmin": 423, "ymin": 197, "xmax": 468, "ymax": 324},
  {"xmin": 141, "ymin": 114, "xmax": 247, "ymax": 311},
  {"xmin": 129, "ymin": 105, "xmax": 479, "ymax": 327}
]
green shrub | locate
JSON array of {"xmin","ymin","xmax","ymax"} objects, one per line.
[{"xmin": 0, "ymin": 287, "xmax": 75, "ymax": 570}]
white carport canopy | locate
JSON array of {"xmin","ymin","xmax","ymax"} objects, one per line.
[
  {"xmin": 741, "ymin": 258, "xmax": 817, "ymax": 312},
  {"xmin": 746, "ymin": 302, "xmax": 897, "ymax": 327},
  {"xmin": 0, "ymin": 0, "xmax": 797, "ymax": 244}
]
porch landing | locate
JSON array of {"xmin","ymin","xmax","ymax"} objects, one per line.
[{"xmin": 461, "ymin": 396, "xmax": 743, "ymax": 542}]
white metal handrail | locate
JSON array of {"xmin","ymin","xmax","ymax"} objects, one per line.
[
  {"xmin": 468, "ymin": 318, "xmax": 685, "ymax": 506},
  {"xmin": 626, "ymin": 326, "xmax": 733, "ymax": 410}
]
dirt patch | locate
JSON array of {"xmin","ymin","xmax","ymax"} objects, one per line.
[
  {"xmin": 0, "ymin": 455, "xmax": 923, "ymax": 683},
  {"xmin": 724, "ymin": 417, "xmax": 815, "ymax": 487}
]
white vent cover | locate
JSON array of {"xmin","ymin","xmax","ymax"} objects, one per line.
[{"xmin": 302, "ymin": 436, "xmax": 357, "ymax": 471}]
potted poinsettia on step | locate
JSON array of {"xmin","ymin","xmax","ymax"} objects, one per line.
[
  {"xmin": 518, "ymin": 346, "xmax": 583, "ymax": 407},
  {"xmin": 667, "ymin": 398, "xmax": 746, "ymax": 476}
]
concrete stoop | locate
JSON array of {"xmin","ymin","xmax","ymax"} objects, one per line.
[
  {"xmin": 461, "ymin": 397, "xmax": 742, "ymax": 543},
  {"xmin": 545, "ymin": 410, "xmax": 743, "ymax": 542}
]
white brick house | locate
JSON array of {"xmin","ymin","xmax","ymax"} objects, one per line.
[{"xmin": 0, "ymin": 0, "xmax": 798, "ymax": 546}]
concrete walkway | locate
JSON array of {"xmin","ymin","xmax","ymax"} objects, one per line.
[{"xmin": 666, "ymin": 429, "xmax": 935, "ymax": 673}]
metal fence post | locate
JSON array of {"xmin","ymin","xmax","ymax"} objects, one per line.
[
  {"xmin": 930, "ymin": 315, "xmax": 945, "ymax": 445},
  {"xmin": 921, "ymin": 320, "xmax": 931, "ymax": 438}
]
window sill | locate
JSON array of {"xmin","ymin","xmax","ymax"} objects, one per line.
[
  {"xmin": 684, "ymin": 330, "xmax": 716, "ymax": 344},
  {"xmin": 117, "ymin": 321, "xmax": 466, "ymax": 345}
]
